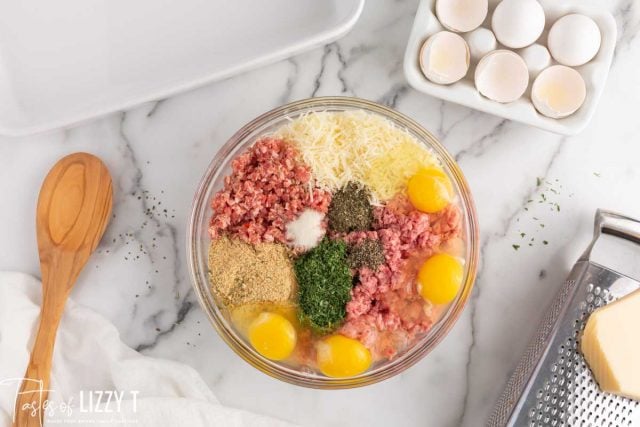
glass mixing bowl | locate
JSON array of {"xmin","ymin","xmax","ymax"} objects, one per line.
[{"xmin": 188, "ymin": 97, "xmax": 479, "ymax": 388}]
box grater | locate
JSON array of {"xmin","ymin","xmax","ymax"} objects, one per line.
[{"xmin": 488, "ymin": 210, "xmax": 640, "ymax": 427}]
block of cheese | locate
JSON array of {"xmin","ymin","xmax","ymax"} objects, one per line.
[{"xmin": 581, "ymin": 289, "xmax": 640, "ymax": 401}]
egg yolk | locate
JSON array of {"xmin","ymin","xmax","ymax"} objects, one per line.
[
  {"xmin": 407, "ymin": 168, "xmax": 453, "ymax": 213},
  {"xmin": 248, "ymin": 312, "xmax": 297, "ymax": 361},
  {"xmin": 418, "ymin": 253, "xmax": 463, "ymax": 305},
  {"xmin": 317, "ymin": 335, "xmax": 372, "ymax": 378}
]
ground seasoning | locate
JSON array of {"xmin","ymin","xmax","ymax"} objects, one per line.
[
  {"xmin": 327, "ymin": 182, "xmax": 373, "ymax": 233},
  {"xmin": 208, "ymin": 236, "xmax": 296, "ymax": 307},
  {"xmin": 347, "ymin": 239, "xmax": 385, "ymax": 270},
  {"xmin": 294, "ymin": 238, "xmax": 352, "ymax": 333}
]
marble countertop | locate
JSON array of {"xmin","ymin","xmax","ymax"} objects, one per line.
[{"xmin": 1, "ymin": 0, "xmax": 639, "ymax": 425}]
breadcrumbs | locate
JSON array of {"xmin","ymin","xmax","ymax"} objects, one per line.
[{"xmin": 208, "ymin": 236, "xmax": 296, "ymax": 306}]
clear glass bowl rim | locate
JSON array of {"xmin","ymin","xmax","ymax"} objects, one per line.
[{"xmin": 187, "ymin": 96, "xmax": 480, "ymax": 389}]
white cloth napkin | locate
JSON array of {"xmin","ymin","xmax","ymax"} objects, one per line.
[{"xmin": 0, "ymin": 271, "xmax": 293, "ymax": 427}]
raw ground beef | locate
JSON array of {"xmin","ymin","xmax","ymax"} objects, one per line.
[
  {"xmin": 209, "ymin": 138, "xmax": 331, "ymax": 245},
  {"xmin": 339, "ymin": 198, "xmax": 462, "ymax": 360}
]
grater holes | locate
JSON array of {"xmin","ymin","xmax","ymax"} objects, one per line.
[{"xmin": 526, "ymin": 287, "xmax": 638, "ymax": 427}]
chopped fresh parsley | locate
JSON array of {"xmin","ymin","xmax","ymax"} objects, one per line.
[{"xmin": 294, "ymin": 238, "xmax": 352, "ymax": 333}]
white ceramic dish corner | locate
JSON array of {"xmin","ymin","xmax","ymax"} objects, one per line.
[
  {"xmin": 0, "ymin": 0, "xmax": 364, "ymax": 136},
  {"xmin": 404, "ymin": 0, "xmax": 616, "ymax": 136}
]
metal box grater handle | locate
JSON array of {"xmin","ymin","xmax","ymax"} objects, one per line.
[{"xmin": 488, "ymin": 210, "xmax": 640, "ymax": 427}]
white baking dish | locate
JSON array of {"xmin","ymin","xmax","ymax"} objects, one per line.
[
  {"xmin": 404, "ymin": 0, "xmax": 616, "ymax": 135},
  {"xmin": 0, "ymin": 0, "xmax": 364, "ymax": 136}
]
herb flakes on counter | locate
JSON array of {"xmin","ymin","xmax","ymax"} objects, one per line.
[
  {"xmin": 347, "ymin": 239, "xmax": 386, "ymax": 270},
  {"xmin": 512, "ymin": 176, "xmax": 569, "ymax": 250},
  {"xmin": 328, "ymin": 182, "xmax": 373, "ymax": 233},
  {"xmin": 294, "ymin": 238, "xmax": 352, "ymax": 333}
]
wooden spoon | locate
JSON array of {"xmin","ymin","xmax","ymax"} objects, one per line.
[{"xmin": 14, "ymin": 153, "xmax": 113, "ymax": 426}]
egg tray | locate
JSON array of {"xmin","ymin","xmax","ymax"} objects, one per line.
[
  {"xmin": 404, "ymin": 0, "xmax": 616, "ymax": 135},
  {"xmin": 487, "ymin": 210, "xmax": 640, "ymax": 426}
]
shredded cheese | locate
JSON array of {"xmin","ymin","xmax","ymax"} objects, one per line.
[{"xmin": 273, "ymin": 110, "xmax": 438, "ymax": 201}]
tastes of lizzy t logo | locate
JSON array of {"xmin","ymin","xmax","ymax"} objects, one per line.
[{"xmin": 0, "ymin": 377, "xmax": 139, "ymax": 425}]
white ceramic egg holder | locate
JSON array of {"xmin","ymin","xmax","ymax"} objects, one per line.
[{"xmin": 404, "ymin": 0, "xmax": 616, "ymax": 135}]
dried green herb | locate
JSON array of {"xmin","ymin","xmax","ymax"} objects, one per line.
[
  {"xmin": 347, "ymin": 239, "xmax": 385, "ymax": 270},
  {"xmin": 294, "ymin": 238, "xmax": 352, "ymax": 333},
  {"xmin": 328, "ymin": 182, "xmax": 373, "ymax": 233}
]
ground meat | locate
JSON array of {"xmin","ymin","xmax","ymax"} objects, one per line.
[
  {"xmin": 209, "ymin": 138, "xmax": 331, "ymax": 245},
  {"xmin": 339, "ymin": 199, "xmax": 462, "ymax": 360}
]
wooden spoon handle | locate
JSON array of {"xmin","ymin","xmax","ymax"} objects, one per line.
[
  {"xmin": 14, "ymin": 153, "xmax": 113, "ymax": 426},
  {"xmin": 14, "ymin": 279, "xmax": 69, "ymax": 427}
]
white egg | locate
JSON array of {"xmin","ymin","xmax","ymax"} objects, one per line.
[
  {"xmin": 464, "ymin": 28, "xmax": 497, "ymax": 61},
  {"xmin": 420, "ymin": 31, "xmax": 470, "ymax": 85},
  {"xmin": 519, "ymin": 44, "xmax": 551, "ymax": 78},
  {"xmin": 436, "ymin": 0, "xmax": 488, "ymax": 33},
  {"xmin": 475, "ymin": 50, "xmax": 529, "ymax": 103},
  {"xmin": 531, "ymin": 65, "xmax": 586, "ymax": 118},
  {"xmin": 548, "ymin": 14, "xmax": 601, "ymax": 66},
  {"xmin": 492, "ymin": 0, "xmax": 545, "ymax": 49}
]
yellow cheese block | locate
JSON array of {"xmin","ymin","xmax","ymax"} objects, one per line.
[{"xmin": 581, "ymin": 289, "xmax": 640, "ymax": 401}]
